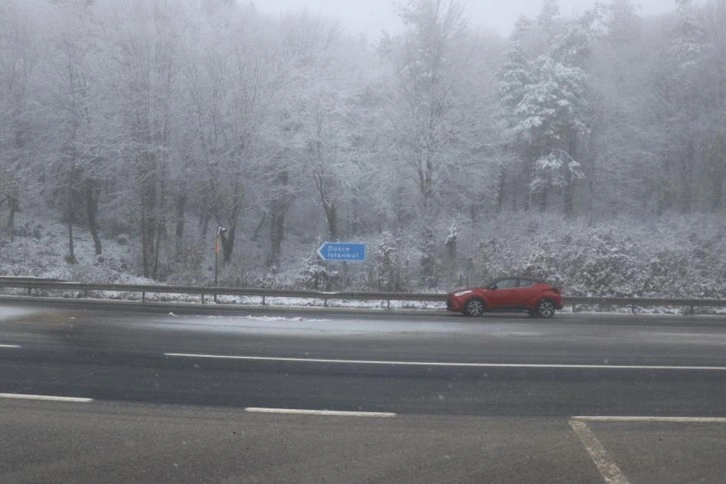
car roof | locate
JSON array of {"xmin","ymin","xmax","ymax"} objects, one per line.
[
  {"xmin": 489, "ymin": 276, "xmax": 550, "ymax": 284},
  {"xmin": 492, "ymin": 276, "xmax": 545, "ymax": 281}
]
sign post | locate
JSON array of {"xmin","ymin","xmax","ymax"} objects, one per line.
[{"xmin": 316, "ymin": 242, "xmax": 367, "ymax": 262}]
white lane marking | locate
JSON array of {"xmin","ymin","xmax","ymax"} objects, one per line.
[
  {"xmin": 573, "ymin": 416, "xmax": 726, "ymax": 424},
  {"xmin": 0, "ymin": 344, "xmax": 20, "ymax": 349},
  {"xmin": 245, "ymin": 407, "xmax": 396, "ymax": 418},
  {"xmin": 569, "ymin": 419, "xmax": 630, "ymax": 484},
  {"xmin": 0, "ymin": 393, "xmax": 93, "ymax": 403},
  {"xmin": 164, "ymin": 353, "xmax": 726, "ymax": 371}
]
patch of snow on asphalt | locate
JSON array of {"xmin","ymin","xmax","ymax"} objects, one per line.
[{"xmin": 0, "ymin": 307, "xmax": 38, "ymax": 321}]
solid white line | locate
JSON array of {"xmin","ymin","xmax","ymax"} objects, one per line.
[
  {"xmin": 0, "ymin": 393, "xmax": 93, "ymax": 403},
  {"xmin": 569, "ymin": 419, "xmax": 630, "ymax": 484},
  {"xmin": 0, "ymin": 344, "xmax": 20, "ymax": 349},
  {"xmin": 164, "ymin": 353, "xmax": 726, "ymax": 371},
  {"xmin": 573, "ymin": 416, "xmax": 726, "ymax": 424},
  {"xmin": 245, "ymin": 407, "xmax": 396, "ymax": 418}
]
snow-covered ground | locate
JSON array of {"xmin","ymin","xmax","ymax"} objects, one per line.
[
  {"xmin": 2, "ymin": 211, "xmax": 726, "ymax": 315},
  {"xmin": 0, "ymin": 218, "xmax": 150, "ymax": 284}
]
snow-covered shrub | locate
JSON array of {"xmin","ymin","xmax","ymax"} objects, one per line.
[
  {"xmin": 519, "ymin": 242, "xmax": 563, "ymax": 284},
  {"xmin": 251, "ymin": 265, "xmax": 284, "ymax": 289},
  {"xmin": 166, "ymin": 247, "xmax": 205, "ymax": 285},
  {"xmin": 567, "ymin": 232, "xmax": 643, "ymax": 296},
  {"xmin": 294, "ymin": 253, "xmax": 338, "ymax": 291},
  {"xmin": 371, "ymin": 232, "xmax": 406, "ymax": 292},
  {"xmin": 470, "ymin": 239, "xmax": 500, "ymax": 284}
]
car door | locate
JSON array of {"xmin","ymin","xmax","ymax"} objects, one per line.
[
  {"xmin": 514, "ymin": 279, "xmax": 537, "ymax": 308},
  {"xmin": 487, "ymin": 278, "xmax": 520, "ymax": 309}
]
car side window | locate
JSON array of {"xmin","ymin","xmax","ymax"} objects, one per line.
[
  {"xmin": 497, "ymin": 279, "xmax": 518, "ymax": 289},
  {"xmin": 518, "ymin": 279, "xmax": 535, "ymax": 288}
]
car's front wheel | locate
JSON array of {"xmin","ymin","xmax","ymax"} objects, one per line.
[
  {"xmin": 463, "ymin": 298, "xmax": 485, "ymax": 317},
  {"xmin": 531, "ymin": 299, "xmax": 556, "ymax": 319}
]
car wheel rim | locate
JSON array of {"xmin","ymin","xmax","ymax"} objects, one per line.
[
  {"xmin": 538, "ymin": 301, "xmax": 555, "ymax": 318},
  {"xmin": 466, "ymin": 300, "xmax": 483, "ymax": 316}
]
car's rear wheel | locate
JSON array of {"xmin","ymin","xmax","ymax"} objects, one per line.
[
  {"xmin": 463, "ymin": 298, "xmax": 485, "ymax": 317},
  {"xmin": 532, "ymin": 299, "xmax": 556, "ymax": 319}
]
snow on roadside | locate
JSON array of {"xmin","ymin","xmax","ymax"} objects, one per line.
[{"xmin": 0, "ymin": 218, "xmax": 151, "ymax": 285}]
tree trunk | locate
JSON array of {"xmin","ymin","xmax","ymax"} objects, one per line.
[
  {"xmin": 539, "ymin": 186, "xmax": 549, "ymax": 212},
  {"xmin": 712, "ymin": 170, "xmax": 723, "ymax": 212},
  {"xmin": 66, "ymin": 171, "xmax": 76, "ymax": 264},
  {"xmin": 268, "ymin": 211, "xmax": 284, "ymax": 268},
  {"xmin": 323, "ymin": 202, "xmax": 337, "ymax": 240},
  {"xmin": 267, "ymin": 169, "xmax": 290, "ymax": 268},
  {"xmin": 199, "ymin": 208, "xmax": 212, "ymax": 238},
  {"xmin": 681, "ymin": 140, "xmax": 694, "ymax": 212},
  {"xmin": 252, "ymin": 211, "xmax": 267, "ymax": 241},
  {"xmin": 66, "ymin": 219, "xmax": 76, "ymax": 264},
  {"xmin": 496, "ymin": 169, "xmax": 505, "ymax": 213},
  {"xmin": 351, "ymin": 197, "xmax": 359, "ymax": 236},
  {"xmin": 175, "ymin": 193, "xmax": 186, "ymax": 259},
  {"xmin": 6, "ymin": 192, "xmax": 18, "ymax": 232},
  {"xmin": 420, "ymin": 222, "xmax": 436, "ymax": 288},
  {"xmin": 222, "ymin": 226, "xmax": 235, "ymax": 264},
  {"xmin": 151, "ymin": 201, "xmax": 166, "ymax": 280},
  {"xmin": 152, "ymin": 219, "xmax": 163, "ymax": 280},
  {"xmin": 563, "ymin": 136, "xmax": 578, "ymax": 218},
  {"xmin": 417, "ymin": 153, "xmax": 437, "ymax": 285},
  {"xmin": 708, "ymin": 136, "xmax": 725, "ymax": 212},
  {"xmin": 85, "ymin": 178, "xmax": 102, "ymax": 255},
  {"xmin": 140, "ymin": 205, "xmax": 151, "ymax": 278}
]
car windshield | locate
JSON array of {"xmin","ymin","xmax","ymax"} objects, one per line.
[{"xmin": 1, "ymin": 0, "xmax": 725, "ymax": 483}]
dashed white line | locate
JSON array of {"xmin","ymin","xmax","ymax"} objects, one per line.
[
  {"xmin": 245, "ymin": 407, "xmax": 396, "ymax": 418},
  {"xmin": 0, "ymin": 344, "xmax": 20, "ymax": 349},
  {"xmin": 569, "ymin": 419, "xmax": 630, "ymax": 484},
  {"xmin": 164, "ymin": 353, "xmax": 726, "ymax": 371},
  {"xmin": 573, "ymin": 416, "xmax": 726, "ymax": 424},
  {"xmin": 0, "ymin": 393, "xmax": 93, "ymax": 403}
]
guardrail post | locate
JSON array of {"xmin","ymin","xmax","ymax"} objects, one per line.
[
  {"xmin": 201, "ymin": 293, "xmax": 205, "ymax": 304},
  {"xmin": 142, "ymin": 291, "xmax": 145, "ymax": 302},
  {"xmin": 262, "ymin": 296, "xmax": 266, "ymax": 306},
  {"xmin": 28, "ymin": 287, "xmax": 32, "ymax": 296},
  {"xmin": 631, "ymin": 304, "xmax": 636, "ymax": 314},
  {"xmin": 324, "ymin": 297, "xmax": 328, "ymax": 308},
  {"xmin": 387, "ymin": 299, "xmax": 391, "ymax": 310}
]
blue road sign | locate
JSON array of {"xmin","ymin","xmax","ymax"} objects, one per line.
[{"xmin": 317, "ymin": 242, "xmax": 367, "ymax": 262}]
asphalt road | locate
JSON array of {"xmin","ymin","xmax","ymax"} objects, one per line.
[{"xmin": 2, "ymin": 303, "xmax": 726, "ymax": 483}]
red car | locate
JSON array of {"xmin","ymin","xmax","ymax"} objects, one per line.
[{"xmin": 447, "ymin": 277, "xmax": 563, "ymax": 318}]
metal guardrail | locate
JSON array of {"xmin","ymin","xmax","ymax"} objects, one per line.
[
  {"xmin": 0, "ymin": 278, "xmax": 445, "ymax": 309},
  {"xmin": 566, "ymin": 296, "xmax": 726, "ymax": 307},
  {"xmin": 0, "ymin": 277, "xmax": 725, "ymax": 314},
  {"xmin": 565, "ymin": 296, "xmax": 726, "ymax": 315}
]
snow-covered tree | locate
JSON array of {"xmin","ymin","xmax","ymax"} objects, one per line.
[
  {"xmin": 179, "ymin": 2, "xmax": 281, "ymax": 264},
  {"xmin": 649, "ymin": 0, "xmax": 712, "ymax": 213},
  {"xmin": 0, "ymin": 0, "xmax": 41, "ymax": 231},
  {"xmin": 43, "ymin": 0, "xmax": 109, "ymax": 261},
  {"xmin": 99, "ymin": 0, "xmax": 183, "ymax": 278},
  {"xmin": 499, "ymin": 9, "xmax": 595, "ymax": 215},
  {"xmin": 385, "ymin": 0, "xmax": 487, "ymax": 286}
]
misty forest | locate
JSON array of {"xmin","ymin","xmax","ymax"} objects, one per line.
[{"xmin": 1, "ymin": 0, "xmax": 726, "ymax": 299}]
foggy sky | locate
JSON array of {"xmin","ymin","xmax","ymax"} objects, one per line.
[{"xmin": 253, "ymin": 0, "xmax": 681, "ymax": 39}]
